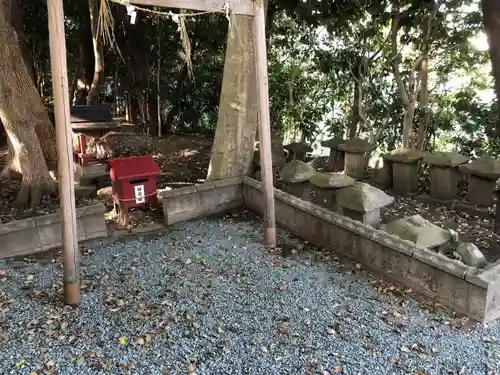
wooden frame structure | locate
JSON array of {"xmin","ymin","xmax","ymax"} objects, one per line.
[{"xmin": 47, "ymin": 0, "xmax": 276, "ymax": 306}]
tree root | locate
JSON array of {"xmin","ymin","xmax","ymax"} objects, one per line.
[
  {"xmin": 2, "ymin": 162, "xmax": 57, "ymax": 209},
  {"xmin": 11, "ymin": 180, "xmax": 48, "ymax": 209}
]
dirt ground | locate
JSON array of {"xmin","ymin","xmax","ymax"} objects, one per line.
[
  {"xmin": 0, "ymin": 133, "xmax": 213, "ymax": 224},
  {"xmin": 0, "ymin": 133, "xmax": 498, "ymax": 261}
]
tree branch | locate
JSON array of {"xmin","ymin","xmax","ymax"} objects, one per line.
[{"xmin": 391, "ymin": 13, "xmax": 410, "ymax": 106}]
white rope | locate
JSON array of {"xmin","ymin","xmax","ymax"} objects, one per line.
[{"xmin": 112, "ymin": 190, "xmax": 157, "ymax": 202}]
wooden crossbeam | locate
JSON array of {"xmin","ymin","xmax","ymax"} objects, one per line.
[{"xmin": 127, "ymin": 0, "xmax": 255, "ymax": 16}]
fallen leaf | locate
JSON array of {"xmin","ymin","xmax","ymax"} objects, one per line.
[
  {"xmin": 75, "ymin": 356, "xmax": 85, "ymax": 366},
  {"xmin": 15, "ymin": 360, "xmax": 25, "ymax": 368},
  {"xmin": 119, "ymin": 336, "xmax": 127, "ymax": 345},
  {"xmin": 27, "ymin": 291, "xmax": 43, "ymax": 298}
]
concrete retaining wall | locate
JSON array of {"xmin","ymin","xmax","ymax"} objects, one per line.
[
  {"xmin": 241, "ymin": 177, "xmax": 500, "ymax": 323},
  {"xmin": 158, "ymin": 177, "xmax": 244, "ymax": 225},
  {"xmin": 157, "ymin": 176, "xmax": 500, "ymax": 323},
  {"xmin": 0, "ymin": 203, "xmax": 108, "ymax": 259}
]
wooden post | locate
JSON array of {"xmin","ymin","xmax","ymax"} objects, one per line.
[
  {"xmin": 47, "ymin": 0, "xmax": 80, "ymax": 305},
  {"xmin": 157, "ymin": 30, "xmax": 162, "ymax": 138},
  {"xmin": 253, "ymin": 0, "xmax": 276, "ymax": 248}
]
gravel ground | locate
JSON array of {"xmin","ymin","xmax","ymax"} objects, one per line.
[{"xmin": 0, "ymin": 211, "xmax": 500, "ymax": 375}]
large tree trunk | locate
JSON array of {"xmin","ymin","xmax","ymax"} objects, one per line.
[
  {"xmin": 73, "ymin": 36, "xmax": 94, "ymax": 105},
  {"xmin": 207, "ymin": 16, "xmax": 258, "ymax": 180},
  {"xmin": 86, "ymin": 0, "xmax": 104, "ymax": 104},
  {"xmin": 0, "ymin": 0, "xmax": 56, "ymax": 208},
  {"xmin": 482, "ymin": 0, "xmax": 500, "ymax": 136}
]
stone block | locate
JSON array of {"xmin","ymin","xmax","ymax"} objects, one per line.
[
  {"xmin": 214, "ymin": 185, "xmax": 242, "ymax": 205},
  {"xmin": 341, "ymin": 207, "xmax": 381, "ymax": 228},
  {"xmin": 38, "ymin": 222, "xmax": 63, "ymax": 249},
  {"xmin": 0, "ymin": 227, "xmax": 41, "ymax": 258},
  {"xmin": 283, "ymin": 182, "xmax": 313, "ymax": 202},
  {"xmin": 198, "ymin": 188, "xmax": 217, "ymax": 208},
  {"xmin": 0, "ymin": 218, "xmax": 36, "ymax": 236},
  {"xmin": 81, "ymin": 212, "xmax": 107, "ymax": 237},
  {"xmin": 372, "ymin": 160, "xmax": 393, "ymax": 189},
  {"xmin": 381, "ymin": 215, "xmax": 451, "ymax": 249},
  {"xmin": 314, "ymin": 187, "xmax": 338, "ymax": 212},
  {"xmin": 0, "ymin": 204, "xmax": 107, "ymax": 258},
  {"xmin": 309, "ymin": 213, "xmax": 333, "ymax": 248},
  {"xmin": 333, "ymin": 224, "xmax": 356, "ymax": 258},
  {"xmin": 325, "ymin": 149, "xmax": 345, "ymax": 172},
  {"xmin": 436, "ymin": 272, "xmax": 469, "ymax": 309},
  {"xmin": 242, "ymin": 185, "xmax": 263, "ymax": 212},
  {"xmin": 344, "ymin": 152, "xmax": 366, "ymax": 179},
  {"xmin": 293, "ymin": 209, "xmax": 316, "ymax": 243},
  {"xmin": 166, "ymin": 210, "xmax": 200, "ymax": 225},
  {"xmin": 466, "ymin": 263, "xmax": 500, "ymax": 322},
  {"xmin": 429, "ymin": 166, "xmax": 460, "ymax": 200},
  {"xmin": 275, "ymin": 198, "xmax": 296, "ymax": 230},
  {"xmin": 392, "ymin": 162, "xmax": 419, "ymax": 194},
  {"xmin": 358, "ymin": 234, "xmax": 385, "ymax": 268},
  {"xmin": 407, "ymin": 257, "xmax": 439, "ymax": 294},
  {"xmin": 467, "ymin": 284, "xmax": 486, "ymax": 320},
  {"xmin": 378, "ymin": 245, "xmax": 412, "ymax": 280},
  {"xmin": 467, "ymin": 175, "xmax": 495, "ymax": 207}
]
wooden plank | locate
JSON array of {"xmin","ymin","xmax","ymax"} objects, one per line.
[
  {"xmin": 127, "ymin": 0, "xmax": 254, "ymax": 16},
  {"xmin": 253, "ymin": 0, "xmax": 276, "ymax": 249}
]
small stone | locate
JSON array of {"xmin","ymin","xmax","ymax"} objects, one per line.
[
  {"xmin": 455, "ymin": 242, "xmax": 488, "ymax": 268},
  {"xmin": 310, "ymin": 172, "xmax": 355, "ymax": 189}
]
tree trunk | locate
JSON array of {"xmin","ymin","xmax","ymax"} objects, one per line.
[
  {"xmin": 207, "ymin": 15, "xmax": 258, "ymax": 180},
  {"xmin": 86, "ymin": 0, "xmax": 104, "ymax": 105},
  {"xmin": 417, "ymin": 57, "xmax": 429, "ymax": 150},
  {"xmin": 402, "ymin": 103, "xmax": 416, "ymax": 147},
  {"xmin": 147, "ymin": 93, "xmax": 158, "ymax": 136},
  {"xmin": 481, "ymin": 0, "xmax": 500, "ymax": 136},
  {"xmin": 129, "ymin": 94, "xmax": 139, "ymax": 124},
  {"xmin": 348, "ymin": 78, "xmax": 363, "ymax": 139},
  {"xmin": 0, "ymin": 0, "xmax": 56, "ymax": 207},
  {"xmin": 73, "ymin": 37, "xmax": 93, "ymax": 105}
]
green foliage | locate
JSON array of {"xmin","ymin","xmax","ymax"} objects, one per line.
[{"xmin": 16, "ymin": 0, "xmax": 500, "ymax": 155}]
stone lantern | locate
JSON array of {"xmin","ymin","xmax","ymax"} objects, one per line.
[
  {"xmin": 278, "ymin": 160, "xmax": 315, "ymax": 201},
  {"xmin": 382, "ymin": 148, "xmax": 423, "ymax": 195},
  {"xmin": 283, "ymin": 142, "xmax": 313, "ymax": 162},
  {"xmin": 336, "ymin": 138, "xmax": 375, "ymax": 179},
  {"xmin": 309, "ymin": 172, "xmax": 355, "ymax": 211},
  {"xmin": 459, "ymin": 157, "xmax": 500, "ymax": 208},
  {"xmin": 335, "ymin": 181, "xmax": 394, "ymax": 228},
  {"xmin": 422, "ymin": 152, "xmax": 470, "ymax": 201},
  {"xmin": 321, "ymin": 137, "xmax": 345, "ymax": 172}
]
